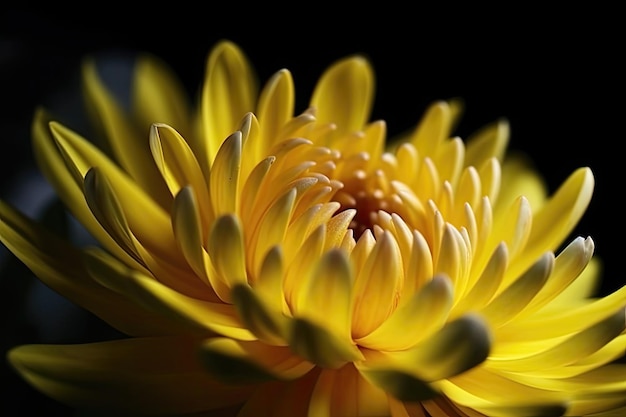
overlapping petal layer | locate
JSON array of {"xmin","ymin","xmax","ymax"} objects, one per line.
[{"xmin": 2, "ymin": 40, "xmax": 624, "ymax": 417}]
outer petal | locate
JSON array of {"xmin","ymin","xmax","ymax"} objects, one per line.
[
  {"xmin": 357, "ymin": 275, "xmax": 453, "ymax": 351},
  {"xmin": 200, "ymin": 337, "xmax": 314, "ymax": 382},
  {"xmin": 310, "ymin": 55, "xmax": 374, "ymax": 136},
  {"xmin": 132, "ymin": 54, "xmax": 192, "ymax": 139},
  {"xmin": 83, "ymin": 248, "xmax": 254, "ymax": 340},
  {"xmin": 8, "ymin": 337, "xmax": 253, "ymax": 415},
  {"xmin": 0, "ymin": 200, "xmax": 180, "ymax": 337},
  {"xmin": 82, "ymin": 58, "xmax": 171, "ymax": 208},
  {"xmin": 358, "ymin": 314, "xmax": 492, "ymax": 400},
  {"xmin": 50, "ymin": 121, "xmax": 185, "ymax": 269},
  {"xmin": 200, "ymin": 40, "xmax": 257, "ymax": 170},
  {"xmin": 256, "ymin": 69, "xmax": 295, "ymax": 151},
  {"xmin": 32, "ymin": 108, "xmax": 140, "ymax": 269}
]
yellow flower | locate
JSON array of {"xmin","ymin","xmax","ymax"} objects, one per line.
[{"xmin": 2, "ymin": 40, "xmax": 625, "ymax": 416}]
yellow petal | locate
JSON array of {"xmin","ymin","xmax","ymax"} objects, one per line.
[
  {"xmin": 149, "ymin": 123, "xmax": 212, "ymax": 228},
  {"xmin": 523, "ymin": 236, "xmax": 595, "ymax": 313},
  {"xmin": 409, "ymin": 100, "xmax": 454, "ymax": 159},
  {"xmin": 403, "ymin": 229, "xmax": 434, "ymax": 296},
  {"xmin": 452, "ymin": 243, "xmax": 508, "ymax": 316},
  {"xmin": 200, "ymin": 337, "xmax": 313, "ymax": 382},
  {"xmin": 351, "ymin": 231, "xmax": 403, "ymax": 338},
  {"xmin": 240, "ymin": 156, "xmax": 276, "ymax": 229},
  {"xmin": 310, "ymin": 56, "xmax": 374, "ymax": 136},
  {"xmin": 83, "ymin": 248, "xmax": 253, "ymax": 340},
  {"xmin": 253, "ymin": 245, "xmax": 286, "ymax": 310},
  {"xmin": 132, "ymin": 54, "xmax": 192, "ymax": 139},
  {"xmin": 434, "ymin": 137, "xmax": 464, "ymax": 185},
  {"xmin": 480, "ymin": 252, "xmax": 554, "ymax": 327},
  {"xmin": 357, "ymin": 275, "xmax": 453, "ymax": 351},
  {"xmin": 488, "ymin": 308, "xmax": 625, "ymax": 372},
  {"xmin": 520, "ymin": 167, "xmax": 594, "ymax": 274},
  {"xmin": 209, "ymin": 131, "xmax": 242, "ymax": 216},
  {"xmin": 0, "ymin": 201, "xmax": 179, "ymax": 337},
  {"xmin": 172, "ymin": 186, "xmax": 221, "ymax": 296},
  {"xmin": 207, "ymin": 214, "xmax": 248, "ymax": 290},
  {"xmin": 257, "ymin": 69, "xmax": 295, "ymax": 151},
  {"xmin": 389, "ymin": 314, "xmax": 491, "ymax": 381},
  {"xmin": 464, "ymin": 118, "xmax": 510, "ymax": 166},
  {"xmin": 51, "ymin": 121, "xmax": 183, "ymax": 268},
  {"xmin": 497, "ymin": 154, "xmax": 548, "ymax": 213},
  {"xmin": 308, "ymin": 365, "xmax": 389, "ymax": 417},
  {"xmin": 82, "ymin": 58, "xmax": 170, "ymax": 208},
  {"xmin": 200, "ymin": 40, "xmax": 257, "ymax": 167},
  {"xmin": 82, "ymin": 167, "xmax": 142, "ymax": 264},
  {"xmin": 8, "ymin": 337, "xmax": 253, "ymax": 414},
  {"xmin": 288, "ymin": 317, "xmax": 363, "ymax": 369},
  {"xmin": 293, "ymin": 249, "xmax": 353, "ymax": 341},
  {"xmin": 31, "ymin": 109, "xmax": 139, "ymax": 268},
  {"xmin": 249, "ymin": 187, "xmax": 297, "ymax": 276},
  {"xmin": 230, "ymin": 284, "xmax": 288, "ymax": 346},
  {"xmin": 441, "ymin": 367, "xmax": 565, "ymax": 411}
]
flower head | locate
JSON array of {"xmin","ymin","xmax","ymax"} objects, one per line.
[{"xmin": 2, "ymin": 40, "xmax": 625, "ymax": 416}]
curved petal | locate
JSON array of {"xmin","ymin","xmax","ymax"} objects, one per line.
[
  {"xmin": 441, "ymin": 369, "xmax": 568, "ymax": 416},
  {"xmin": 31, "ymin": 108, "xmax": 140, "ymax": 268},
  {"xmin": 497, "ymin": 284, "xmax": 626, "ymax": 342},
  {"xmin": 231, "ymin": 284, "xmax": 288, "ymax": 346},
  {"xmin": 209, "ymin": 131, "xmax": 242, "ymax": 216},
  {"xmin": 83, "ymin": 248, "xmax": 254, "ymax": 340},
  {"xmin": 481, "ymin": 253, "xmax": 554, "ymax": 327},
  {"xmin": 257, "ymin": 69, "xmax": 295, "ymax": 151},
  {"xmin": 352, "ymin": 231, "xmax": 403, "ymax": 338},
  {"xmin": 149, "ymin": 123, "xmax": 212, "ymax": 228},
  {"xmin": 0, "ymin": 200, "xmax": 181, "ymax": 337},
  {"xmin": 132, "ymin": 54, "xmax": 192, "ymax": 138},
  {"xmin": 310, "ymin": 55, "xmax": 374, "ymax": 136},
  {"xmin": 207, "ymin": 214, "xmax": 248, "ymax": 289},
  {"xmin": 50, "ymin": 121, "xmax": 184, "ymax": 268},
  {"xmin": 488, "ymin": 308, "xmax": 625, "ymax": 371},
  {"xmin": 308, "ymin": 365, "xmax": 389, "ymax": 417},
  {"xmin": 293, "ymin": 249, "xmax": 353, "ymax": 342},
  {"xmin": 200, "ymin": 337, "xmax": 314, "ymax": 382},
  {"xmin": 200, "ymin": 40, "xmax": 257, "ymax": 168},
  {"xmin": 357, "ymin": 275, "xmax": 453, "ymax": 351},
  {"xmin": 506, "ymin": 167, "xmax": 594, "ymax": 281},
  {"xmin": 360, "ymin": 314, "xmax": 491, "ymax": 386},
  {"xmin": 288, "ymin": 318, "xmax": 363, "ymax": 369},
  {"xmin": 409, "ymin": 101, "xmax": 455, "ymax": 159},
  {"xmin": 523, "ymin": 236, "xmax": 595, "ymax": 313},
  {"xmin": 8, "ymin": 336, "xmax": 253, "ymax": 415},
  {"xmin": 82, "ymin": 58, "xmax": 171, "ymax": 208},
  {"xmin": 464, "ymin": 118, "xmax": 510, "ymax": 166}
]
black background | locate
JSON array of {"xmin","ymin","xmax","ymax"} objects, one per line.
[{"xmin": 1, "ymin": 6, "xmax": 623, "ymax": 416}]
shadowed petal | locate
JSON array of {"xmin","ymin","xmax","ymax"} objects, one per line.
[
  {"xmin": 200, "ymin": 337, "xmax": 314, "ymax": 382},
  {"xmin": 82, "ymin": 58, "xmax": 171, "ymax": 208},
  {"xmin": 8, "ymin": 337, "xmax": 253, "ymax": 415}
]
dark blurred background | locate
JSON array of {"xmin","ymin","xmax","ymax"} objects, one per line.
[{"xmin": 1, "ymin": 7, "xmax": 623, "ymax": 416}]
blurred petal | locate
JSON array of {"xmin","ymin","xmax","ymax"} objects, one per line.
[
  {"xmin": 82, "ymin": 58, "xmax": 171, "ymax": 207},
  {"xmin": 132, "ymin": 54, "xmax": 192, "ymax": 138},
  {"xmin": 200, "ymin": 337, "xmax": 314, "ymax": 383},
  {"xmin": 8, "ymin": 337, "xmax": 253, "ymax": 415},
  {"xmin": 310, "ymin": 56, "xmax": 374, "ymax": 136},
  {"xmin": 200, "ymin": 40, "xmax": 257, "ymax": 167}
]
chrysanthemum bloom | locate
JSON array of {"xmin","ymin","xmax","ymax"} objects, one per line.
[{"xmin": 2, "ymin": 40, "xmax": 625, "ymax": 417}]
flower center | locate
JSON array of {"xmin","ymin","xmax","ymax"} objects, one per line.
[{"xmin": 333, "ymin": 168, "xmax": 402, "ymax": 239}]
